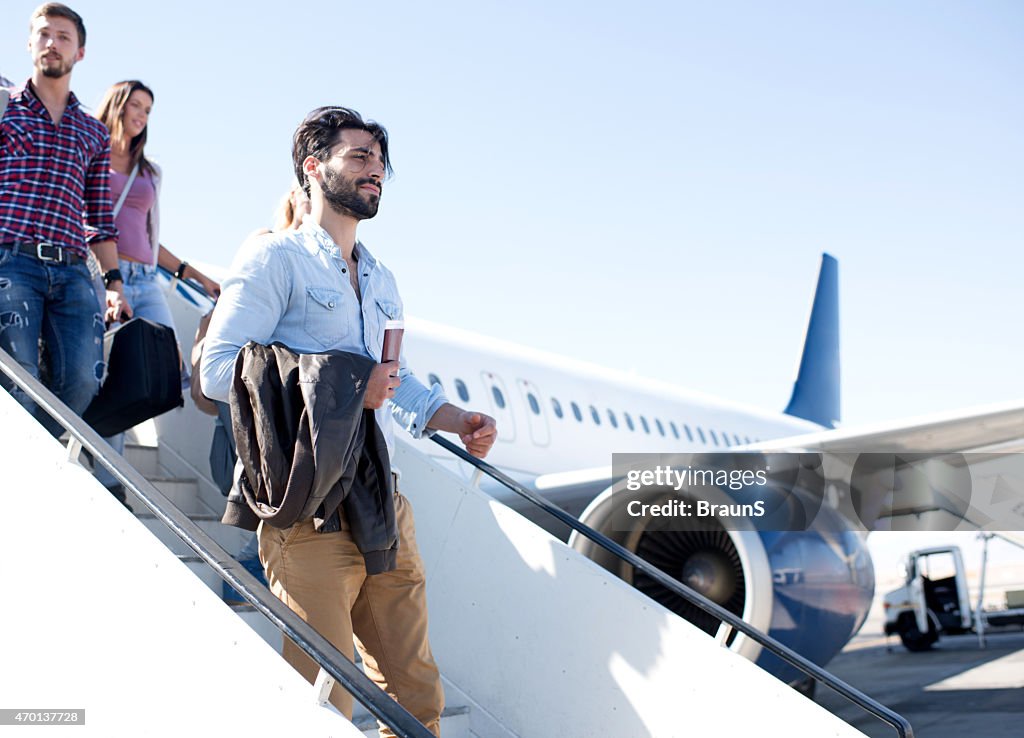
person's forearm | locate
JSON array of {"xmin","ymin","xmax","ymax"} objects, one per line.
[
  {"xmin": 158, "ymin": 245, "xmax": 193, "ymax": 277},
  {"xmin": 89, "ymin": 240, "xmax": 120, "ymax": 272},
  {"xmin": 158, "ymin": 245, "xmax": 213, "ymax": 285},
  {"xmin": 157, "ymin": 245, "xmax": 180, "ymax": 273},
  {"xmin": 426, "ymin": 403, "xmax": 467, "ymax": 433},
  {"xmin": 425, "ymin": 402, "xmax": 497, "ymax": 458}
]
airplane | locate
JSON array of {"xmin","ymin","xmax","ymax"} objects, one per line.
[{"xmin": 168, "ymin": 251, "xmax": 1024, "ymax": 697}]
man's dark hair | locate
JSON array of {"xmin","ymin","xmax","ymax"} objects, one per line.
[
  {"xmin": 30, "ymin": 3, "xmax": 86, "ymax": 47},
  {"xmin": 292, "ymin": 106, "xmax": 392, "ymax": 197}
]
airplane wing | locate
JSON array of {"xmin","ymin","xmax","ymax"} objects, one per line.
[
  {"xmin": 747, "ymin": 399, "xmax": 1024, "ymax": 455},
  {"xmin": 528, "ymin": 400, "xmax": 1024, "ymax": 534},
  {"xmin": 748, "ymin": 400, "xmax": 1024, "ymax": 532}
]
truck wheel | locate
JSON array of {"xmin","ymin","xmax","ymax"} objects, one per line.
[{"xmin": 897, "ymin": 613, "xmax": 937, "ymax": 652}]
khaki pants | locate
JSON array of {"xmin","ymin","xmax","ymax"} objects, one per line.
[{"xmin": 259, "ymin": 491, "xmax": 444, "ymax": 737}]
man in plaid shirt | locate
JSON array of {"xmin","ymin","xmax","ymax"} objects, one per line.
[{"xmin": 0, "ymin": 3, "xmax": 131, "ymax": 436}]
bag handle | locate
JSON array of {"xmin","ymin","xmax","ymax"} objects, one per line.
[{"xmin": 112, "ymin": 164, "xmax": 139, "ymax": 218}]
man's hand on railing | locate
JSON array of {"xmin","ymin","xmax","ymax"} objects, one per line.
[
  {"xmin": 456, "ymin": 411, "xmax": 496, "ymax": 458},
  {"xmin": 427, "ymin": 405, "xmax": 497, "ymax": 458}
]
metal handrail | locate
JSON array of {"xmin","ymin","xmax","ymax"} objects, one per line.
[
  {"xmin": 0, "ymin": 350, "xmax": 433, "ymax": 738},
  {"xmin": 431, "ymin": 435, "xmax": 915, "ymax": 738}
]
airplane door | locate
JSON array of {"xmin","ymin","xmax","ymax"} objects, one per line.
[
  {"xmin": 481, "ymin": 371, "xmax": 516, "ymax": 443},
  {"xmin": 516, "ymin": 378, "xmax": 550, "ymax": 447}
]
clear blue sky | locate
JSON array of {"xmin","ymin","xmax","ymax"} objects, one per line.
[{"xmin": 4, "ymin": 0, "xmax": 1021, "ymax": 428}]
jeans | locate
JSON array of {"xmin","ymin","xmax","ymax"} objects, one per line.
[
  {"xmin": 0, "ymin": 249, "xmax": 104, "ymax": 438},
  {"xmin": 96, "ymin": 259, "xmax": 181, "ymax": 489},
  {"xmin": 116, "ymin": 260, "xmax": 176, "ymax": 331}
]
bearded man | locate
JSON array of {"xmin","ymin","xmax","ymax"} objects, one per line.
[
  {"xmin": 0, "ymin": 3, "xmax": 130, "ymax": 434},
  {"xmin": 201, "ymin": 106, "xmax": 496, "ymax": 737}
]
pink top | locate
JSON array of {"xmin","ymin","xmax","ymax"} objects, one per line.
[{"xmin": 110, "ymin": 168, "xmax": 157, "ymax": 264}]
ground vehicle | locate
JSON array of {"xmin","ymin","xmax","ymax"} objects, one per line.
[{"xmin": 883, "ymin": 536, "xmax": 1024, "ymax": 651}]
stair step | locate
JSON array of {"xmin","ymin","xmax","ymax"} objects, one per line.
[
  {"xmin": 231, "ymin": 604, "xmax": 283, "ymax": 653},
  {"xmin": 355, "ymin": 706, "xmax": 470, "ymax": 737},
  {"xmin": 146, "ymin": 477, "xmax": 208, "ymax": 515},
  {"xmin": 124, "ymin": 442, "xmax": 159, "ymax": 477},
  {"xmin": 137, "ymin": 512, "xmax": 252, "ymax": 558}
]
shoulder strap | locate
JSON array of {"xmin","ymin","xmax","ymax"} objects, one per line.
[{"xmin": 112, "ymin": 164, "xmax": 139, "ymax": 218}]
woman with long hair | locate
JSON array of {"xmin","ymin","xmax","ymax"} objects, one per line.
[
  {"xmin": 96, "ymin": 80, "xmax": 220, "ymax": 300},
  {"xmin": 93, "ymin": 79, "xmax": 220, "ymax": 502}
]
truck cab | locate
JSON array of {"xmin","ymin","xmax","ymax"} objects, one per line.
[{"xmin": 883, "ymin": 546, "xmax": 972, "ymax": 651}]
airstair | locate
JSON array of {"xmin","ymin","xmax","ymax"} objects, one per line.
[
  {"xmin": 122, "ymin": 428, "xmax": 474, "ymax": 736},
  {"xmin": 0, "ymin": 278, "xmax": 915, "ymax": 737}
]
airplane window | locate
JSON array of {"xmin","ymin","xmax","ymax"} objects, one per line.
[
  {"xmin": 527, "ymin": 393, "xmax": 541, "ymax": 415},
  {"xmin": 571, "ymin": 402, "xmax": 583, "ymax": 422},
  {"xmin": 551, "ymin": 398, "xmax": 564, "ymax": 419},
  {"xmin": 733, "ymin": 434, "xmax": 741, "ymax": 446},
  {"xmin": 655, "ymin": 419, "xmax": 665, "ymax": 436},
  {"xmin": 590, "ymin": 405, "xmax": 601, "ymax": 425},
  {"xmin": 607, "ymin": 409, "xmax": 618, "ymax": 428},
  {"xmin": 722, "ymin": 433, "xmax": 731, "ymax": 448},
  {"xmin": 697, "ymin": 427, "xmax": 706, "ymax": 444},
  {"xmin": 744, "ymin": 436, "xmax": 752, "ymax": 444},
  {"xmin": 492, "ymin": 386, "xmax": 506, "ymax": 409},
  {"xmin": 624, "ymin": 412, "xmax": 635, "ymax": 431},
  {"xmin": 455, "ymin": 379, "xmax": 470, "ymax": 403},
  {"xmin": 428, "ymin": 373, "xmax": 442, "ymax": 389},
  {"xmin": 640, "ymin": 416, "xmax": 650, "ymax": 434},
  {"xmin": 669, "ymin": 421, "xmax": 679, "ymax": 439},
  {"xmin": 683, "ymin": 424, "xmax": 693, "ymax": 442},
  {"xmin": 709, "ymin": 430, "xmax": 719, "ymax": 446}
]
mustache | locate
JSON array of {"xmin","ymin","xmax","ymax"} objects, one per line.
[{"xmin": 355, "ymin": 178, "xmax": 381, "ymax": 193}]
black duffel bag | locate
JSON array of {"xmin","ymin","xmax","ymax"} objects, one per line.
[{"xmin": 83, "ymin": 317, "xmax": 184, "ymax": 437}]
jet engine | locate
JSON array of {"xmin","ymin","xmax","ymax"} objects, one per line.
[{"xmin": 567, "ymin": 456, "xmax": 875, "ymax": 687}]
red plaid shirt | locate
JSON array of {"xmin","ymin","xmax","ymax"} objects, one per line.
[{"xmin": 0, "ymin": 80, "xmax": 117, "ymax": 258}]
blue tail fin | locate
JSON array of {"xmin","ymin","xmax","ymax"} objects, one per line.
[{"xmin": 784, "ymin": 254, "xmax": 840, "ymax": 428}]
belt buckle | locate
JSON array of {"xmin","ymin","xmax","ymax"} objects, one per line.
[{"xmin": 36, "ymin": 241, "xmax": 64, "ymax": 264}]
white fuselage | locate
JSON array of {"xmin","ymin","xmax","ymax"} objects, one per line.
[{"xmin": 403, "ymin": 317, "xmax": 821, "ymax": 477}]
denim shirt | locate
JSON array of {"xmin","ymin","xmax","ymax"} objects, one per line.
[{"xmin": 200, "ymin": 220, "xmax": 448, "ymax": 460}]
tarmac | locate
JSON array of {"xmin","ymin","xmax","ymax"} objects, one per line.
[{"xmin": 816, "ymin": 621, "xmax": 1024, "ymax": 737}]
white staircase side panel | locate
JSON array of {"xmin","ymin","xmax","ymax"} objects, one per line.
[
  {"xmin": 394, "ymin": 439, "xmax": 867, "ymax": 738},
  {"xmin": 0, "ymin": 391, "xmax": 361, "ymax": 738}
]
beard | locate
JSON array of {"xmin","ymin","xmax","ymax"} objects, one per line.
[
  {"xmin": 38, "ymin": 53, "xmax": 74, "ymax": 78},
  {"xmin": 321, "ymin": 162, "xmax": 380, "ymax": 220}
]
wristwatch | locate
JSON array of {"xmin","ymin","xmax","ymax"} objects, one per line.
[{"xmin": 102, "ymin": 268, "xmax": 123, "ymax": 288}]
